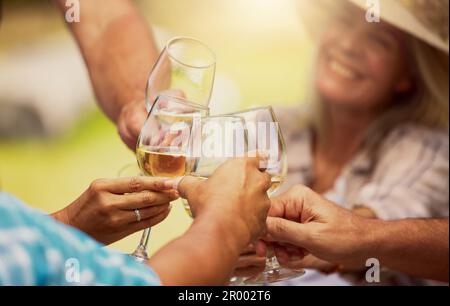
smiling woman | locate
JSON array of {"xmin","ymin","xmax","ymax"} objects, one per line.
[
  {"xmin": 267, "ymin": 0, "xmax": 449, "ymax": 286},
  {"xmin": 316, "ymin": 5, "xmax": 414, "ymax": 110}
]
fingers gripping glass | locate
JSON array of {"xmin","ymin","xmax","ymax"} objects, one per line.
[
  {"xmin": 131, "ymin": 95, "xmax": 209, "ymax": 262},
  {"xmin": 228, "ymin": 106, "xmax": 305, "ymax": 285},
  {"xmin": 181, "ymin": 115, "xmax": 249, "ymax": 217},
  {"xmin": 118, "ymin": 37, "xmax": 214, "ymax": 262}
]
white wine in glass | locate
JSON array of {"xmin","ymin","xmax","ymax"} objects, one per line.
[
  {"xmin": 130, "ymin": 95, "xmax": 209, "ymax": 261},
  {"xmin": 137, "ymin": 146, "xmax": 188, "ymax": 178}
]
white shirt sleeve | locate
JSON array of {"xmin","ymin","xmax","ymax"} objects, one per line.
[{"xmin": 354, "ymin": 125, "xmax": 449, "ymax": 220}]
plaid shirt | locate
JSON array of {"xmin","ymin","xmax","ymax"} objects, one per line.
[{"xmin": 0, "ymin": 193, "xmax": 160, "ymax": 286}]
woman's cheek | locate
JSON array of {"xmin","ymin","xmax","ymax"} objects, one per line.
[
  {"xmin": 366, "ymin": 50, "xmax": 403, "ymax": 85},
  {"xmin": 365, "ymin": 52, "xmax": 397, "ymax": 92}
]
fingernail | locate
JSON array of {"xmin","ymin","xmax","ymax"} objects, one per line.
[
  {"xmin": 164, "ymin": 179, "xmax": 175, "ymax": 189},
  {"xmin": 171, "ymin": 176, "xmax": 184, "ymax": 191}
]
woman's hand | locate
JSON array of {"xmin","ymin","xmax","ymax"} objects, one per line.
[{"xmin": 52, "ymin": 177, "xmax": 178, "ymax": 245}]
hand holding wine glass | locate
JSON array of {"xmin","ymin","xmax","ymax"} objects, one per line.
[
  {"xmin": 181, "ymin": 115, "xmax": 249, "ymax": 216},
  {"xmin": 176, "ymin": 156, "xmax": 272, "ymax": 245},
  {"xmin": 131, "ymin": 95, "xmax": 209, "ymax": 261},
  {"xmin": 52, "ymin": 176, "xmax": 177, "ymax": 246},
  {"xmin": 227, "ymin": 106, "xmax": 304, "ymax": 284},
  {"xmin": 117, "ymin": 37, "xmax": 215, "ymax": 150}
]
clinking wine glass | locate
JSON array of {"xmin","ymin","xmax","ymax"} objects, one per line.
[
  {"xmin": 228, "ymin": 106, "xmax": 305, "ymax": 285},
  {"xmin": 145, "ymin": 36, "xmax": 216, "ymax": 110},
  {"xmin": 182, "ymin": 115, "xmax": 248, "ymax": 217},
  {"xmin": 131, "ymin": 95, "xmax": 209, "ymax": 261}
]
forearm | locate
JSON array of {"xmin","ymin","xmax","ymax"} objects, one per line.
[
  {"xmin": 148, "ymin": 213, "xmax": 249, "ymax": 285},
  {"xmin": 56, "ymin": 0, "xmax": 158, "ymax": 122},
  {"xmin": 363, "ymin": 218, "xmax": 449, "ymax": 282}
]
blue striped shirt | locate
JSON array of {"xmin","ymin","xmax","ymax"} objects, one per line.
[{"xmin": 0, "ymin": 193, "xmax": 160, "ymax": 286}]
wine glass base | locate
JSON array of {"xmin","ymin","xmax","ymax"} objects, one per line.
[
  {"xmin": 130, "ymin": 247, "xmax": 149, "ymax": 263},
  {"xmin": 243, "ymin": 267, "xmax": 305, "ymax": 285}
]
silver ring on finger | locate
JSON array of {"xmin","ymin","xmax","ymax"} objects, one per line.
[{"xmin": 134, "ymin": 209, "xmax": 141, "ymax": 222}]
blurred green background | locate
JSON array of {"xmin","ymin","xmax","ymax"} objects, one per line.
[{"xmin": 0, "ymin": 0, "xmax": 312, "ymax": 254}]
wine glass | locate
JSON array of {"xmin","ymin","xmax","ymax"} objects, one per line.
[
  {"xmin": 131, "ymin": 95, "xmax": 210, "ymax": 261},
  {"xmin": 117, "ymin": 163, "xmax": 147, "ymax": 259},
  {"xmin": 146, "ymin": 36, "xmax": 216, "ymax": 110},
  {"xmin": 182, "ymin": 115, "xmax": 248, "ymax": 217},
  {"xmin": 228, "ymin": 106, "xmax": 305, "ymax": 285}
]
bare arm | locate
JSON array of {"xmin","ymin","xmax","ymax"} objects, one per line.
[
  {"xmin": 148, "ymin": 158, "xmax": 271, "ymax": 285},
  {"xmin": 56, "ymin": 0, "xmax": 158, "ymax": 148},
  {"xmin": 148, "ymin": 212, "xmax": 247, "ymax": 285},
  {"xmin": 265, "ymin": 185, "xmax": 449, "ymax": 282},
  {"xmin": 368, "ymin": 218, "xmax": 449, "ymax": 282}
]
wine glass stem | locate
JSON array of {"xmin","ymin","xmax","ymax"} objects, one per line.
[
  {"xmin": 265, "ymin": 245, "xmax": 281, "ymax": 271},
  {"xmin": 266, "ymin": 256, "xmax": 281, "ymax": 270},
  {"xmin": 132, "ymin": 228, "xmax": 151, "ymax": 260},
  {"xmin": 265, "ymin": 191, "xmax": 282, "ymax": 271},
  {"xmin": 140, "ymin": 228, "xmax": 151, "ymax": 247}
]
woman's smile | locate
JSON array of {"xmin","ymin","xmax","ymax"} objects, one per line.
[{"xmin": 325, "ymin": 52, "xmax": 365, "ymax": 82}]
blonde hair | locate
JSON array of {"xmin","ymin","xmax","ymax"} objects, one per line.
[{"xmin": 363, "ymin": 35, "xmax": 449, "ymax": 151}]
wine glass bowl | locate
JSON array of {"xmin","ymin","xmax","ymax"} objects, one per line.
[
  {"xmin": 131, "ymin": 95, "xmax": 209, "ymax": 262},
  {"xmin": 183, "ymin": 115, "xmax": 248, "ymax": 217},
  {"xmin": 128, "ymin": 37, "xmax": 214, "ymax": 262},
  {"xmin": 146, "ymin": 37, "xmax": 216, "ymax": 110},
  {"xmin": 137, "ymin": 95, "xmax": 209, "ymax": 179},
  {"xmin": 227, "ymin": 106, "xmax": 304, "ymax": 285}
]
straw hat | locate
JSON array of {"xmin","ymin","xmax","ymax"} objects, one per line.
[{"xmin": 298, "ymin": 0, "xmax": 449, "ymax": 54}]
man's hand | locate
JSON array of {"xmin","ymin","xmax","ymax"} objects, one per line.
[
  {"xmin": 117, "ymin": 99, "xmax": 148, "ymax": 149},
  {"xmin": 56, "ymin": 0, "xmax": 158, "ymax": 150},
  {"xmin": 148, "ymin": 157, "xmax": 272, "ymax": 285},
  {"xmin": 256, "ymin": 185, "xmax": 370, "ymax": 267},
  {"xmin": 118, "ymin": 90, "xmax": 190, "ymax": 150},
  {"xmin": 178, "ymin": 157, "xmax": 272, "ymax": 245}
]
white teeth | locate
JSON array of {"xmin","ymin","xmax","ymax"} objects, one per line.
[{"xmin": 329, "ymin": 60, "xmax": 357, "ymax": 79}]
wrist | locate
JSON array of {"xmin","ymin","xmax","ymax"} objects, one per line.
[
  {"xmin": 194, "ymin": 209, "xmax": 251, "ymax": 256},
  {"xmin": 352, "ymin": 206, "xmax": 378, "ymax": 219},
  {"xmin": 356, "ymin": 216, "xmax": 383, "ymax": 261},
  {"xmin": 50, "ymin": 208, "xmax": 70, "ymax": 226}
]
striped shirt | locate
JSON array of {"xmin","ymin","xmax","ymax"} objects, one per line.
[
  {"xmin": 0, "ymin": 193, "xmax": 160, "ymax": 286},
  {"xmin": 276, "ymin": 107, "xmax": 449, "ymax": 220}
]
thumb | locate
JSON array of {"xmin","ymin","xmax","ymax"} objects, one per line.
[
  {"xmin": 266, "ymin": 217, "xmax": 312, "ymax": 248},
  {"xmin": 172, "ymin": 176, "xmax": 203, "ymax": 199}
]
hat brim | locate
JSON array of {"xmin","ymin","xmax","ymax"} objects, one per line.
[
  {"xmin": 350, "ymin": 0, "xmax": 448, "ymax": 53},
  {"xmin": 298, "ymin": 0, "xmax": 449, "ymax": 54}
]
